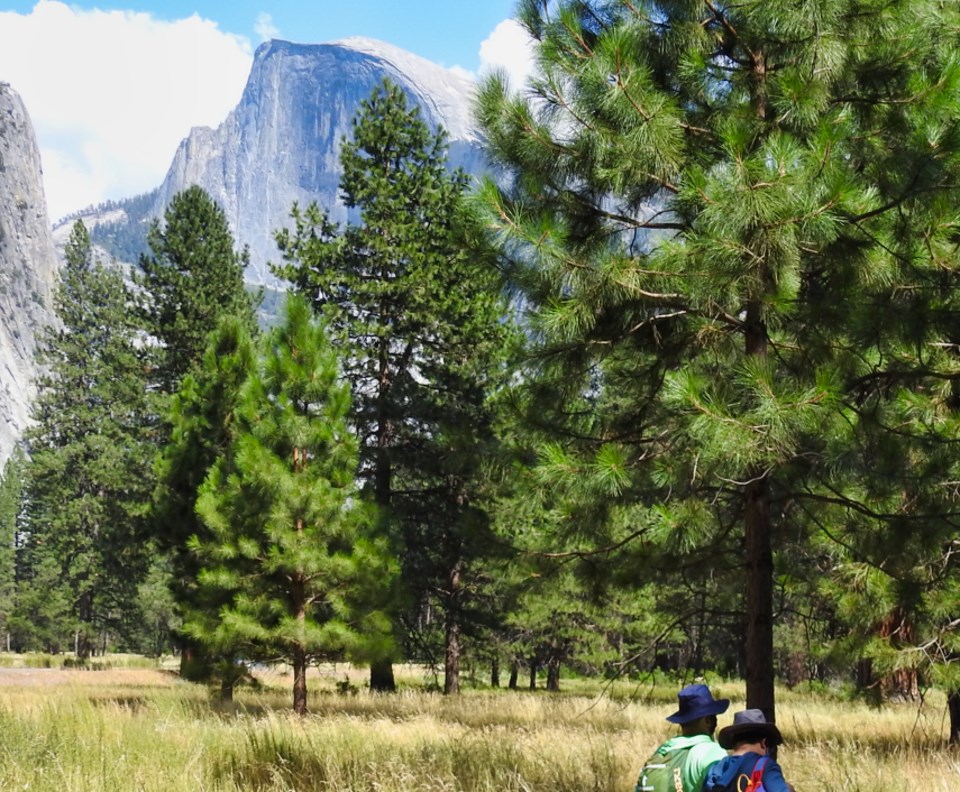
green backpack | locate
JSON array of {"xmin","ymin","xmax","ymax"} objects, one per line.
[{"xmin": 635, "ymin": 744, "xmax": 691, "ymax": 792}]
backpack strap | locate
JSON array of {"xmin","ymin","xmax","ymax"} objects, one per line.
[{"xmin": 749, "ymin": 756, "xmax": 769, "ymax": 786}]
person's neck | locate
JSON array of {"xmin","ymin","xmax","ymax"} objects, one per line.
[{"xmin": 732, "ymin": 743, "xmax": 764, "ymax": 756}]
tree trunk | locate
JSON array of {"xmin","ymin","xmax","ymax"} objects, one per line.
[
  {"xmin": 444, "ymin": 559, "xmax": 463, "ymax": 695},
  {"xmin": 949, "ymin": 690, "xmax": 960, "ymax": 745},
  {"xmin": 529, "ymin": 659, "xmax": 538, "ymax": 690},
  {"xmin": 220, "ymin": 677, "xmax": 234, "ymax": 703},
  {"xmin": 508, "ymin": 661, "xmax": 518, "ymax": 690},
  {"xmin": 491, "ymin": 657, "xmax": 500, "ymax": 688},
  {"xmin": 744, "ymin": 301, "xmax": 776, "ymax": 724},
  {"xmin": 444, "ymin": 615, "xmax": 461, "ymax": 695},
  {"xmin": 370, "ymin": 658, "xmax": 396, "ymax": 692},
  {"xmin": 546, "ymin": 656, "xmax": 560, "ymax": 692},
  {"xmin": 292, "ymin": 646, "xmax": 308, "ymax": 716},
  {"xmin": 878, "ymin": 607, "xmax": 919, "ymax": 702}
]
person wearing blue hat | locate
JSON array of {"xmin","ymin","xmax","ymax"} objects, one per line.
[{"xmin": 634, "ymin": 683, "xmax": 730, "ymax": 792}]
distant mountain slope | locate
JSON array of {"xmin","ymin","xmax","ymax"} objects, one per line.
[
  {"xmin": 76, "ymin": 37, "xmax": 486, "ymax": 285},
  {"xmin": 0, "ymin": 83, "xmax": 58, "ymax": 465}
]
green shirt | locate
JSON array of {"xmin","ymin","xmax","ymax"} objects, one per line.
[{"xmin": 644, "ymin": 734, "xmax": 727, "ymax": 792}]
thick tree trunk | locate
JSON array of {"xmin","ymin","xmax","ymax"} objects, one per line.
[
  {"xmin": 744, "ymin": 301, "xmax": 776, "ymax": 725},
  {"xmin": 878, "ymin": 607, "xmax": 919, "ymax": 701},
  {"xmin": 370, "ymin": 658, "xmax": 396, "ymax": 692},
  {"xmin": 744, "ymin": 475, "xmax": 775, "ymax": 720},
  {"xmin": 444, "ymin": 560, "xmax": 463, "ymax": 695},
  {"xmin": 949, "ymin": 690, "xmax": 960, "ymax": 745},
  {"xmin": 292, "ymin": 646, "xmax": 308, "ymax": 716},
  {"xmin": 491, "ymin": 657, "xmax": 500, "ymax": 688},
  {"xmin": 546, "ymin": 656, "xmax": 560, "ymax": 692},
  {"xmin": 529, "ymin": 659, "xmax": 538, "ymax": 690},
  {"xmin": 508, "ymin": 661, "xmax": 518, "ymax": 690}
]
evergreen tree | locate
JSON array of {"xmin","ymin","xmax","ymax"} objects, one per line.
[
  {"xmin": 275, "ymin": 79, "xmax": 513, "ymax": 693},
  {"xmin": 152, "ymin": 316, "xmax": 256, "ymax": 685},
  {"xmin": 476, "ymin": 0, "xmax": 960, "ymax": 722},
  {"xmin": 0, "ymin": 450, "xmax": 25, "ymax": 650},
  {"xmin": 139, "ymin": 185, "xmax": 257, "ymax": 395},
  {"xmin": 189, "ymin": 295, "xmax": 391, "ymax": 715},
  {"xmin": 23, "ymin": 220, "xmax": 152, "ymax": 656},
  {"xmin": 141, "ymin": 186, "xmax": 258, "ymax": 676}
]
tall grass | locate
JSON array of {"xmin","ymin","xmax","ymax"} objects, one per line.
[{"xmin": 0, "ymin": 667, "xmax": 955, "ymax": 790}]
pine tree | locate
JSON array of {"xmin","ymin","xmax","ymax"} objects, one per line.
[
  {"xmin": 139, "ymin": 185, "xmax": 257, "ymax": 396},
  {"xmin": 152, "ymin": 316, "xmax": 256, "ymax": 686},
  {"xmin": 141, "ymin": 186, "xmax": 259, "ymax": 675},
  {"xmin": 275, "ymin": 79, "xmax": 513, "ymax": 693},
  {"xmin": 476, "ymin": 0, "xmax": 960, "ymax": 722},
  {"xmin": 24, "ymin": 220, "xmax": 153, "ymax": 656},
  {"xmin": 189, "ymin": 295, "xmax": 391, "ymax": 715},
  {"xmin": 0, "ymin": 450, "xmax": 25, "ymax": 650}
]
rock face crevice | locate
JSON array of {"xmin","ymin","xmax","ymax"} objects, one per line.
[{"xmin": 0, "ymin": 83, "xmax": 58, "ymax": 466}]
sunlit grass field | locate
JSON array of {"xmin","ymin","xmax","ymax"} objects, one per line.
[{"xmin": 0, "ymin": 657, "xmax": 955, "ymax": 790}]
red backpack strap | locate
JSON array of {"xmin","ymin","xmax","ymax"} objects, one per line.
[{"xmin": 749, "ymin": 756, "xmax": 769, "ymax": 787}]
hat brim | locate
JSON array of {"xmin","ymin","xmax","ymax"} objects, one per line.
[
  {"xmin": 717, "ymin": 721, "xmax": 783, "ymax": 749},
  {"xmin": 665, "ymin": 698, "xmax": 730, "ymax": 724}
]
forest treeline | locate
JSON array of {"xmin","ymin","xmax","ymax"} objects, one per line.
[{"xmin": 3, "ymin": 0, "xmax": 960, "ymax": 737}]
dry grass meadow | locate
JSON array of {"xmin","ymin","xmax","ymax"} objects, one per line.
[{"xmin": 0, "ymin": 657, "xmax": 955, "ymax": 790}]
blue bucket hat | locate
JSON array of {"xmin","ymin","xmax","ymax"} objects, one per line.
[{"xmin": 665, "ymin": 683, "xmax": 730, "ymax": 724}]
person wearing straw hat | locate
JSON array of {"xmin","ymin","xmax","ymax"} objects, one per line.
[
  {"xmin": 702, "ymin": 709, "xmax": 795, "ymax": 792},
  {"xmin": 634, "ymin": 683, "xmax": 730, "ymax": 792}
]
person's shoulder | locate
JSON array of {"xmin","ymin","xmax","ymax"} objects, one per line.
[{"xmin": 687, "ymin": 736, "xmax": 727, "ymax": 762}]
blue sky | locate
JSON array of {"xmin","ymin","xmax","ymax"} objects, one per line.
[
  {"xmin": 3, "ymin": 0, "xmax": 519, "ymax": 72},
  {"xmin": 0, "ymin": 1, "xmax": 531, "ymax": 221}
]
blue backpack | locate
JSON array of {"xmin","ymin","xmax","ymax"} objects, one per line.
[{"xmin": 742, "ymin": 756, "xmax": 769, "ymax": 792}]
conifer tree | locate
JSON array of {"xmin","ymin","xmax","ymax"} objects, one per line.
[
  {"xmin": 153, "ymin": 316, "xmax": 256, "ymax": 685},
  {"xmin": 141, "ymin": 186, "xmax": 258, "ymax": 675},
  {"xmin": 275, "ymin": 79, "xmax": 513, "ymax": 693},
  {"xmin": 476, "ymin": 0, "xmax": 960, "ymax": 722},
  {"xmin": 23, "ymin": 220, "xmax": 152, "ymax": 656},
  {"xmin": 0, "ymin": 450, "xmax": 24, "ymax": 650},
  {"xmin": 139, "ymin": 185, "xmax": 257, "ymax": 395},
  {"xmin": 189, "ymin": 296, "xmax": 391, "ymax": 715}
]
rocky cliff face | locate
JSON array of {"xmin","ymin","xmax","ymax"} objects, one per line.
[
  {"xmin": 0, "ymin": 83, "xmax": 58, "ymax": 466},
  {"xmin": 152, "ymin": 37, "xmax": 485, "ymax": 284}
]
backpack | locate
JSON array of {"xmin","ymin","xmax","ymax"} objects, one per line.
[
  {"xmin": 741, "ymin": 756, "xmax": 769, "ymax": 792},
  {"xmin": 634, "ymin": 745, "xmax": 691, "ymax": 792}
]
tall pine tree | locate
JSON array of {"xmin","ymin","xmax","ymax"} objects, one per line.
[
  {"xmin": 275, "ymin": 79, "xmax": 513, "ymax": 693},
  {"xmin": 141, "ymin": 185, "xmax": 259, "ymax": 675},
  {"xmin": 24, "ymin": 220, "xmax": 152, "ymax": 656},
  {"xmin": 189, "ymin": 295, "xmax": 391, "ymax": 715},
  {"xmin": 476, "ymin": 0, "xmax": 960, "ymax": 722},
  {"xmin": 139, "ymin": 184, "xmax": 257, "ymax": 396}
]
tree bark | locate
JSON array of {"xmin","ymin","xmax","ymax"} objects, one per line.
[
  {"xmin": 508, "ymin": 661, "xmax": 518, "ymax": 690},
  {"xmin": 292, "ymin": 646, "xmax": 308, "ymax": 716},
  {"xmin": 744, "ymin": 301, "xmax": 776, "ymax": 724},
  {"xmin": 529, "ymin": 659, "xmax": 538, "ymax": 690},
  {"xmin": 370, "ymin": 658, "xmax": 396, "ymax": 692},
  {"xmin": 491, "ymin": 656, "xmax": 500, "ymax": 688},
  {"xmin": 546, "ymin": 656, "xmax": 560, "ymax": 692},
  {"xmin": 443, "ymin": 560, "xmax": 463, "ymax": 695},
  {"xmin": 949, "ymin": 690, "xmax": 960, "ymax": 745}
]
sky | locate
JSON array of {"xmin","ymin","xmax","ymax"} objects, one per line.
[{"xmin": 0, "ymin": 1, "xmax": 534, "ymax": 222}]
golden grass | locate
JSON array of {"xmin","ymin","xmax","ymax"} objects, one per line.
[{"xmin": 0, "ymin": 663, "xmax": 955, "ymax": 790}]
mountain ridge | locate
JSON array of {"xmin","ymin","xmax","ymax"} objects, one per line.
[{"xmin": 71, "ymin": 37, "xmax": 486, "ymax": 285}]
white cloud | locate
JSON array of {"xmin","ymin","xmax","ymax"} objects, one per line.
[
  {"xmin": 478, "ymin": 19, "xmax": 535, "ymax": 92},
  {"xmin": 0, "ymin": 1, "xmax": 253, "ymax": 222},
  {"xmin": 254, "ymin": 12, "xmax": 279, "ymax": 42}
]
